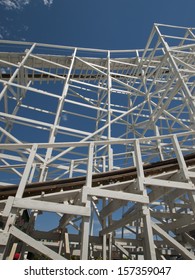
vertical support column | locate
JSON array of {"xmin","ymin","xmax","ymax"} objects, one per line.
[
  {"xmin": 172, "ymin": 135, "xmax": 195, "ymax": 214},
  {"xmin": 134, "ymin": 140, "xmax": 156, "ymax": 260},
  {"xmin": 80, "ymin": 142, "xmax": 94, "ymax": 260},
  {"xmin": 141, "ymin": 205, "xmax": 157, "ymax": 259},
  {"xmin": 107, "ymin": 51, "xmax": 113, "ymax": 258},
  {"xmin": 171, "ymin": 134, "xmax": 190, "ymax": 180},
  {"xmin": 102, "ymin": 198, "xmax": 107, "ymax": 260},
  {"xmin": 108, "ymin": 233, "xmax": 112, "ymax": 260},
  {"xmin": 107, "ymin": 51, "xmax": 113, "ymax": 171},
  {"xmin": 101, "ymin": 156, "xmax": 107, "ymax": 260}
]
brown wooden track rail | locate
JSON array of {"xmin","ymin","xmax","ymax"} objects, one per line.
[{"xmin": 1, "ymin": 153, "xmax": 195, "ymax": 200}]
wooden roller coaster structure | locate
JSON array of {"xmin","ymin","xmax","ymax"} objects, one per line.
[{"xmin": 1, "ymin": 24, "xmax": 195, "ymax": 259}]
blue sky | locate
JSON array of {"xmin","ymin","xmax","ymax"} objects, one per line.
[{"xmin": 1, "ymin": 0, "xmax": 195, "ymax": 50}]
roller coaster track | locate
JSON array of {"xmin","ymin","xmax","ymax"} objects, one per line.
[{"xmin": 1, "ymin": 153, "xmax": 195, "ymax": 200}]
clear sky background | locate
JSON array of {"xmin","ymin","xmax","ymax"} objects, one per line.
[
  {"xmin": 1, "ymin": 0, "xmax": 195, "ymax": 50},
  {"xmin": 1, "ymin": 0, "xmax": 195, "ymax": 231}
]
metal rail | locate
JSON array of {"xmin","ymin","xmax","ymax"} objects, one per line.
[{"xmin": 1, "ymin": 152, "xmax": 195, "ymax": 199}]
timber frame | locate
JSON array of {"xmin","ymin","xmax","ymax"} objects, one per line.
[{"xmin": 0, "ymin": 24, "xmax": 195, "ymax": 259}]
